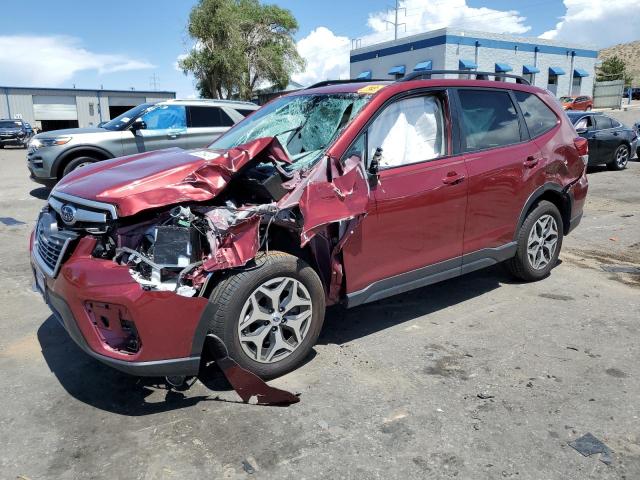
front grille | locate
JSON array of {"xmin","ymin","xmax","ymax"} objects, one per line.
[
  {"xmin": 34, "ymin": 212, "xmax": 79, "ymax": 277},
  {"xmin": 48, "ymin": 192, "xmax": 117, "ymax": 233}
]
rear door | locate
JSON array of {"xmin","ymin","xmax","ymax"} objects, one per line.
[
  {"xmin": 456, "ymin": 88, "xmax": 542, "ymax": 254},
  {"xmin": 593, "ymin": 115, "xmax": 616, "ymax": 160},
  {"xmin": 342, "ymin": 91, "xmax": 468, "ymax": 295},
  {"xmin": 185, "ymin": 106, "xmax": 235, "ymax": 149}
]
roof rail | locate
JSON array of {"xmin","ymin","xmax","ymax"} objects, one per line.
[
  {"xmin": 399, "ymin": 70, "xmax": 530, "ymax": 85},
  {"xmin": 306, "ymin": 79, "xmax": 388, "ymax": 90}
]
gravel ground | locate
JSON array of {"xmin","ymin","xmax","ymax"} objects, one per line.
[{"xmin": 1, "ymin": 140, "xmax": 639, "ymax": 479}]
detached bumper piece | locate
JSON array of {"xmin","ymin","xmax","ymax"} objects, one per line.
[{"xmin": 207, "ymin": 334, "xmax": 300, "ymax": 406}]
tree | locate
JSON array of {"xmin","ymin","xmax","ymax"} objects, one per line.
[
  {"xmin": 597, "ymin": 55, "xmax": 633, "ymax": 85},
  {"xmin": 179, "ymin": 0, "xmax": 304, "ymax": 100}
]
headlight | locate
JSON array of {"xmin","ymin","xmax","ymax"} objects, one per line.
[{"xmin": 29, "ymin": 137, "xmax": 71, "ymax": 149}]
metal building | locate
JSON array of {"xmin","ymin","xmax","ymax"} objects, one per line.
[
  {"xmin": 350, "ymin": 28, "xmax": 598, "ymax": 97},
  {"xmin": 0, "ymin": 86, "xmax": 175, "ymax": 132}
]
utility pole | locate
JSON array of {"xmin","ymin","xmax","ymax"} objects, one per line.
[
  {"xmin": 149, "ymin": 73, "xmax": 160, "ymax": 91},
  {"xmin": 384, "ymin": 0, "xmax": 406, "ymax": 40}
]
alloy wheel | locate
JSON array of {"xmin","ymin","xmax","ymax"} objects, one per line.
[
  {"xmin": 237, "ymin": 276, "xmax": 313, "ymax": 364},
  {"xmin": 615, "ymin": 145, "xmax": 629, "ymax": 169},
  {"xmin": 527, "ymin": 214, "xmax": 559, "ymax": 270}
]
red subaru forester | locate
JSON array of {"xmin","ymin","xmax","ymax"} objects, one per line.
[{"xmin": 30, "ymin": 72, "xmax": 588, "ymax": 380}]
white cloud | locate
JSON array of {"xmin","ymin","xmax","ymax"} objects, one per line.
[
  {"xmin": 293, "ymin": 27, "xmax": 351, "ymax": 86},
  {"xmin": 540, "ymin": 0, "xmax": 639, "ymax": 48},
  {"xmin": 294, "ymin": 0, "xmax": 531, "ymax": 86},
  {"xmin": 0, "ymin": 35, "xmax": 155, "ymax": 86}
]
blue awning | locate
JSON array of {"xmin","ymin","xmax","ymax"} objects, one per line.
[
  {"xmin": 356, "ymin": 70, "xmax": 372, "ymax": 80},
  {"xmin": 522, "ymin": 65, "xmax": 540, "ymax": 74},
  {"xmin": 549, "ymin": 66, "xmax": 566, "ymax": 76},
  {"xmin": 413, "ymin": 60, "xmax": 432, "ymax": 72},
  {"xmin": 459, "ymin": 59, "xmax": 477, "ymax": 70},
  {"xmin": 573, "ymin": 68, "xmax": 589, "ymax": 77},
  {"xmin": 495, "ymin": 63, "xmax": 513, "ymax": 73},
  {"xmin": 388, "ymin": 65, "xmax": 406, "ymax": 76}
]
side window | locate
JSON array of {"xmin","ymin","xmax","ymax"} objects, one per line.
[
  {"xmin": 236, "ymin": 108, "xmax": 257, "ymax": 117},
  {"xmin": 367, "ymin": 95, "xmax": 445, "ymax": 168},
  {"xmin": 142, "ymin": 105, "xmax": 186, "ymax": 131},
  {"xmin": 187, "ymin": 106, "xmax": 235, "ymax": 128},
  {"xmin": 574, "ymin": 116, "xmax": 593, "ymax": 131},
  {"xmin": 513, "ymin": 91, "xmax": 558, "ymax": 138},
  {"xmin": 458, "ymin": 90, "xmax": 521, "ymax": 151},
  {"xmin": 343, "ymin": 134, "xmax": 366, "ymax": 164},
  {"xmin": 594, "ymin": 116, "xmax": 613, "ymax": 130}
]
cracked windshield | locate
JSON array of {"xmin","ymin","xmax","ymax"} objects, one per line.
[{"xmin": 209, "ymin": 94, "xmax": 370, "ymax": 169}]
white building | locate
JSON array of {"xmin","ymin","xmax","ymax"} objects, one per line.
[
  {"xmin": 0, "ymin": 86, "xmax": 175, "ymax": 132},
  {"xmin": 350, "ymin": 28, "xmax": 598, "ymax": 97}
]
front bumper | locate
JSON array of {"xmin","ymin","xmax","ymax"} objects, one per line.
[
  {"xmin": 0, "ymin": 135, "xmax": 25, "ymax": 146},
  {"xmin": 27, "ymin": 147, "xmax": 60, "ymax": 185},
  {"xmin": 31, "ymin": 235, "xmax": 209, "ymax": 377}
]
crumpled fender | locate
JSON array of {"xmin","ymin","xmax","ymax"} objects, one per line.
[
  {"xmin": 54, "ymin": 137, "xmax": 290, "ymax": 217},
  {"xmin": 295, "ymin": 155, "xmax": 369, "ymax": 245}
]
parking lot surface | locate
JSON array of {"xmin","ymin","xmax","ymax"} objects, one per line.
[{"xmin": 1, "ymin": 137, "xmax": 640, "ymax": 479}]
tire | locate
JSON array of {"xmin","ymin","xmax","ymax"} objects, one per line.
[
  {"xmin": 206, "ymin": 251, "xmax": 325, "ymax": 379},
  {"xmin": 606, "ymin": 144, "xmax": 629, "ymax": 171},
  {"xmin": 62, "ymin": 156, "xmax": 97, "ymax": 177},
  {"xmin": 506, "ymin": 200, "xmax": 564, "ymax": 282}
]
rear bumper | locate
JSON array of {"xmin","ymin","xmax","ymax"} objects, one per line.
[
  {"xmin": 31, "ymin": 235, "xmax": 209, "ymax": 377},
  {"xmin": 566, "ymin": 169, "xmax": 588, "ymax": 235}
]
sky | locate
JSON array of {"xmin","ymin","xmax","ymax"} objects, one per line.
[{"xmin": 0, "ymin": 0, "xmax": 637, "ymax": 98}]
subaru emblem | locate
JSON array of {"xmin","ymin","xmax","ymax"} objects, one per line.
[{"xmin": 60, "ymin": 204, "xmax": 77, "ymax": 225}]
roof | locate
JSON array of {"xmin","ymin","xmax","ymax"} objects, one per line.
[
  {"xmin": 0, "ymin": 85, "xmax": 175, "ymax": 95},
  {"xmin": 167, "ymin": 99, "xmax": 258, "ymax": 107},
  {"xmin": 294, "ymin": 77, "xmax": 545, "ymax": 97}
]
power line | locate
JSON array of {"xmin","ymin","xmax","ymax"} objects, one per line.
[{"xmin": 149, "ymin": 73, "xmax": 160, "ymax": 91}]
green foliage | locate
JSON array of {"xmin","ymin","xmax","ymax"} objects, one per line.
[
  {"xmin": 179, "ymin": 0, "xmax": 305, "ymax": 99},
  {"xmin": 597, "ymin": 55, "xmax": 633, "ymax": 85}
]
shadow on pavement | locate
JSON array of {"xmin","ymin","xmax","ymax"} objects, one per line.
[
  {"xmin": 38, "ymin": 264, "xmax": 511, "ymax": 414},
  {"xmin": 29, "ymin": 187, "xmax": 50, "ymax": 200},
  {"xmin": 318, "ymin": 264, "xmax": 509, "ymax": 346}
]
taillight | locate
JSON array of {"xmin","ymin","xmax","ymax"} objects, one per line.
[{"xmin": 574, "ymin": 137, "xmax": 589, "ymax": 166}]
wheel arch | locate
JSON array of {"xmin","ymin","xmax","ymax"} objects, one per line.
[
  {"xmin": 515, "ymin": 183, "xmax": 572, "ymax": 237},
  {"xmin": 53, "ymin": 145, "xmax": 114, "ymax": 179}
]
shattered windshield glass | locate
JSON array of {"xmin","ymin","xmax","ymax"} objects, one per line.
[{"xmin": 209, "ymin": 94, "xmax": 370, "ymax": 169}]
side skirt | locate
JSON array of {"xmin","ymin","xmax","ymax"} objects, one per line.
[{"xmin": 345, "ymin": 242, "xmax": 517, "ymax": 308}]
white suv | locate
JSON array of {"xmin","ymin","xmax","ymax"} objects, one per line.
[{"xmin": 27, "ymin": 99, "xmax": 259, "ymax": 187}]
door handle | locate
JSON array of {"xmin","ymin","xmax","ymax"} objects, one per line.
[
  {"xmin": 524, "ymin": 155, "xmax": 540, "ymax": 168},
  {"xmin": 442, "ymin": 171, "xmax": 465, "ymax": 185}
]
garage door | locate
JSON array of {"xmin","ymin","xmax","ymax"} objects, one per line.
[
  {"xmin": 33, "ymin": 95, "xmax": 78, "ymax": 120},
  {"xmin": 108, "ymin": 96, "xmax": 145, "ymax": 107}
]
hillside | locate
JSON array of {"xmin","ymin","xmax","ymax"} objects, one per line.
[{"xmin": 599, "ymin": 40, "xmax": 640, "ymax": 85}]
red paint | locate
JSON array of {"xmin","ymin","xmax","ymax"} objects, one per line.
[{"xmin": 54, "ymin": 137, "xmax": 290, "ymax": 217}]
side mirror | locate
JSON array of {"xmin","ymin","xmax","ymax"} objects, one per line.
[
  {"xmin": 368, "ymin": 147, "xmax": 382, "ymax": 186},
  {"xmin": 130, "ymin": 119, "xmax": 147, "ymax": 133},
  {"xmin": 575, "ymin": 127, "xmax": 588, "ymax": 135}
]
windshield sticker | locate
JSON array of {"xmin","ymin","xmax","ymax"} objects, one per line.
[
  {"xmin": 190, "ymin": 150, "xmax": 221, "ymax": 160},
  {"xmin": 357, "ymin": 85, "xmax": 386, "ymax": 95}
]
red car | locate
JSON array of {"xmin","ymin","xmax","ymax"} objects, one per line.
[
  {"xmin": 560, "ymin": 95, "xmax": 593, "ymax": 111},
  {"xmin": 31, "ymin": 72, "xmax": 589, "ymax": 380}
]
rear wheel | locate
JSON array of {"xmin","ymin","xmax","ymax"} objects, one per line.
[
  {"xmin": 206, "ymin": 251, "xmax": 325, "ymax": 379},
  {"xmin": 606, "ymin": 144, "xmax": 629, "ymax": 171},
  {"xmin": 506, "ymin": 200, "xmax": 563, "ymax": 281},
  {"xmin": 62, "ymin": 156, "xmax": 97, "ymax": 177}
]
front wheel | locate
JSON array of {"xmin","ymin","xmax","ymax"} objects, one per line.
[
  {"xmin": 206, "ymin": 251, "xmax": 325, "ymax": 379},
  {"xmin": 62, "ymin": 156, "xmax": 97, "ymax": 177},
  {"xmin": 606, "ymin": 144, "xmax": 629, "ymax": 171},
  {"xmin": 506, "ymin": 200, "xmax": 563, "ymax": 281}
]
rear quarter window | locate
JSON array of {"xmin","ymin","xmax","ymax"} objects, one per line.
[
  {"xmin": 513, "ymin": 91, "xmax": 558, "ymax": 138},
  {"xmin": 235, "ymin": 108, "xmax": 257, "ymax": 117},
  {"xmin": 187, "ymin": 106, "xmax": 235, "ymax": 128},
  {"xmin": 458, "ymin": 89, "xmax": 522, "ymax": 151}
]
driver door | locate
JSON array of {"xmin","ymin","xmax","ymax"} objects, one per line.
[
  {"xmin": 121, "ymin": 104, "xmax": 188, "ymax": 155},
  {"xmin": 342, "ymin": 92, "xmax": 468, "ymax": 300}
]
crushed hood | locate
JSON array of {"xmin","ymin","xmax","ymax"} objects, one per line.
[{"xmin": 53, "ymin": 137, "xmax": 290, "ymax": 217}]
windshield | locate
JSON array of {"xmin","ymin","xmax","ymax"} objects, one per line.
[
  {"xmin": 209, "ymin": 93, "xmax": 370, "ymax": 170},
  {"xmin": 101, "ymin": 103, "xmax": 155, "ymax": 131},
  {"xmin": 0, "ymin": 120, "xmax": 22, "ymax": 128},
  {"xmin": 559, "ymin": 96, "xmax": 574, "ymax": 103}
]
